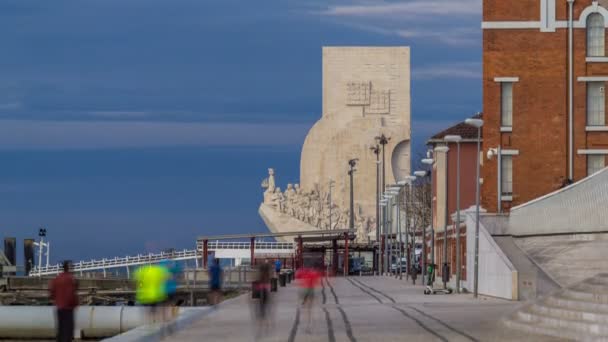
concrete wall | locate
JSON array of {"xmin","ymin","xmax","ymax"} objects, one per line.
[
  {"xmin": 509, "ymin": 167, "xmax": 608, "ymax": 236},
  {"xmin": 465, "ymin": 210, "xmax": 517, "ymax": 300}
]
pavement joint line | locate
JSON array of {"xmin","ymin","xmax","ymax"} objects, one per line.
[
  {"xmin": 391, "ymin": 305, "xmax": 449, "ymax": 342},
  {"xmin": 322, "ymin": 276, "xmax": 327, "ymax": 305},
  {"xmin": 326, "ymin": 277, "xmax": 340, "ymax": 305},
  {"xmin": 358, "ymin": 277, "xmax": 480, "ymax": 342},
  {"xmin": 337, "ymin": 306, "xmax": 358, "ymax": 342},
  {"xmin": 323, "ymin": 307, "xmax": 336, "ymax": 342},
  {"xmin": 346, "ymin": 277, "xmax": 383, "ymax": 304},
  {"xmin": 352, "ymin": 278, "xmax": 396, "ymax": 303},
  {"xmin": 287, "ymin": 307, "xmax": 300, "ymax": 342},
  {"xmin": 405, "ymin": 305, "xmax": 480, "ymax": 342}
]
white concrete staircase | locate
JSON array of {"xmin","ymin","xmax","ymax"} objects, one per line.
[{"xmin": 505, "ymin": 273, "xmax": 608, "ymax": 341}]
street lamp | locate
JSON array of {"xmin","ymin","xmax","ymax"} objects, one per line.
[
  {"xmin": 348, "ymin": 159, "xmax": 358, "ymax": 231},
  {"xmin": 384, "ymin": 190, "xmax": 398, "ymax": 276},
  {"xmin": 403, "ymin": 175, "xmax": 416, "ymax": 283},
  {"xmin": 370, "ymin": 145, "xmax": 381, "ymax": 275},
  {"xmin": 379, "ymin": 200, "xmax": 388, "ymax": 275},
  {"xmin": 434, "ymin": 145, "xmax": 450, "ymax": 289},
  {"xmin": 386, "ymin": 189, "xmax": 400, "ymax": 278},
  {"xmin": 413, "ymin": 170, "xmax": 429, "ymax": 285},
  {"xmin": 375, "ymin": 134, "xmax": 390, "ymax": 193},
  {"xmin": 465, "ymin": 116, "xmax": 484, "ymax": 298},
  {"xmin": 382, "ymin": 192, "xmax": 393, "ymax": 275},
  {"xmin": 421, "ymin": 156, "xmax": 435, "ymax": 285},
  {"xmin": 444, "ymin": 134, "xmax": 463, "ymax": 293}
]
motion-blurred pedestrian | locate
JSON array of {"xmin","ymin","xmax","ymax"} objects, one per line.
[
  {"xmin": 134, "ymin": 263, "xmax": 170, "ymax": 323},
  {"xmin": 208, "ymin": 258, "xmax": 223, "ymax": 306},
  {"xmin": 254, "ymin": 260, "xmax": 274, "ymax": 338},
  {"xmin": 296, "ymin": 266, "xmax": 321, "ymax": 333},
  {"xmin": 274, "ymin": 259, "xmax": 282, "ymax": 276},
  {"xmin": 49, "ymin": 260, "xmax": 78, "ymax": 342}
]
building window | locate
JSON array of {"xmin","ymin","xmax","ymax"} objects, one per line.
[
  {"xmin": 587, "ymin": 82, "xmax": 605, "ymax": 126},
  {"xmin": 501, "ymin": 155, "xmax": 513, "ymax": 196},
  {"xmin": 587, "ymin": 155, "xmax": 606, "ymax": 175},
  {"xmin": 587, "ymin": 13, "xmax": 605, "ymax": 57},
  {"xmin": 501, "ymin": 82, "xmax": 513, "ymax": 127}
]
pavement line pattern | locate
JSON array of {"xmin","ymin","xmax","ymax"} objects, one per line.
[
  {"xmin": 406, "ymin": 305, "xmax": 479, "ymax": 342},
  {"xmin": 391, "ymin": 305, "xmax": 449, "ymax": 342},
  {"xmin": 355, "ymin": 277, "xmax": 480, "ymax": 342},
  {"xmin": 346, "ymin": 277, "xmax": 383, "ymax": 303},
  {"xmin": 351, "ymin": 278, "xmax": 396, "ymax": 303},
  {"xmin": 326, "ymin": 277, "xmax": 340, "ymax": 304},
  {"xmin": 337, "ymin": 307, "xmax": 358, "ymax": 342},
  {"xmin": 321, "ymin": 276, "xmax": 328, "ymax": 305},
  {"xmin": 287, "ymin": 307, "xmax": 300, "ymax": 342},
  {"xmin": 323, "ymin": 307, "xmax": 336, "ymax": 342}
]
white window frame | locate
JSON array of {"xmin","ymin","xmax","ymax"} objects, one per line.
[
  {"xmin": 587, "ymin": 13, "xmax": 605, "ymax": 57},
  {"xmin": 587, "ymin": 81, "xmax": 606, "ymax": 126},
  {"xmin": 501, "ymin": 83, "xmax": 513, "ymax": 128},
  {"xmin": 587, "ymin": 155, "xmax": 606, "ymax": 175},
  {"xmin": 501, "ymin": 155, "xmax": 513, "ymax": 197}
]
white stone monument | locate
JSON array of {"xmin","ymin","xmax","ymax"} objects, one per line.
[{"xmin": 260, "ymin": 47, "xmax": 411, "ymax": 241}]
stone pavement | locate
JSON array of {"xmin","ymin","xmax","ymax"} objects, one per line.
[{"xmin": 165, "ymin": 276, "xmax": 563, "ymax": 342}]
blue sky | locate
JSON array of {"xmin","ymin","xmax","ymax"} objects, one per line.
[{"xmin": 0, "ymin": 0, "xmax": 481, "ymax": 264}]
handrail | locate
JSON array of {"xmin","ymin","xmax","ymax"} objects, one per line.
[{"xmin": 31, "ymin": 242, "xmax": 295, "ymax": 277}]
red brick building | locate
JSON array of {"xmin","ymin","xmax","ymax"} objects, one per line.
[
  {"xmin": 427, "ymin": 114, "xmax": 482, "ymax": 281},
  {"xmin": 483, "ymin": 0, "xmax": 608, "ymax": 213}
]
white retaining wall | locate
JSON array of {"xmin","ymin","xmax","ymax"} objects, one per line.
[
  {"xmin": 509, "ymin": 167, "xmax": 608, "ymax": 236},
  {"xmin": 465, "ymin": 209, "xmax": 518, "ymax": 300}
]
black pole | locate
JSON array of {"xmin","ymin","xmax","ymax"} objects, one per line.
[
  {"xmin": 348, "ymin": 159, "xmax": 357, "ymax": 230},
  {"xmin": 371, "ymin": 145, "xmax": 380, "ymax": 274}
]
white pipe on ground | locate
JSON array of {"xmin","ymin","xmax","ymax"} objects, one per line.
[{"xmin": 0, "ymin": 306, "xmax": 149, "ymax": 339}]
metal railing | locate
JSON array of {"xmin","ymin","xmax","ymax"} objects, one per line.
[
  {"xmin": 30, "ymin": 241, "xmax": 295, "ymax": 277},
  {"xmin": 200, "ymin": 241, "xmax": 294, "ymax": 250},
  {"xmin": 30, "ymin": 249, "xmax": 199, "ymax": 277}
]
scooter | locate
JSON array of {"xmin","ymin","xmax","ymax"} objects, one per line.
[{"xmin": 424, "ymin": 263, "xmax": 453, "ymax": 295}]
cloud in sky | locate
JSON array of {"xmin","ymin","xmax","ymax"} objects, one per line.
[
  {"xmin": 0, "ymin": 120, "xmax": 309, "ymax": 150},
  {"xmin": 413, "ymin": 62, "xmax": 481, "ymax": 80},
  {"xmin": 321, "ymin": 0, "xmax": 481, "ymax": 17},
  {"xmin": 312, "ymin": 0, "xmax": 481, "ymax": 48}
]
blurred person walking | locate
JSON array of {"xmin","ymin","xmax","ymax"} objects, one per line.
[
  {"xmin": 296, "ymin": 266, "xmax": 321, "ymax": 333},
  {"xmin": 274, "ymin": 258, "xmax": 282, "ymax": 276},
  {"xmin": 254, "ymin": 261, "xmax": 273, "ymax": 338},
  {"xmin": 49, "ymin": 260, "xmax": 78, "ymax": 342},
  {"xmin": 134, "ymin": 264, "xmax": 170, "ymax": 323},
  {"xmin": 208, "ymin": 258, "xmax": 223, "ymax": 306}
]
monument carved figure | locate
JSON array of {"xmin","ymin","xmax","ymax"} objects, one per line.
[{"xmin": 259, "ymin": 47, "xmax": 411, "ymax": 242}]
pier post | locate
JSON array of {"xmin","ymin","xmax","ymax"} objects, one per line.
[
  {"xmin": 250, "ymin": 237, "xmax": 255, "ymax": 267},
  {"xmin": 203, "ymin": 239, "xmax": 208, "ymax": 269},
  {"xmin": 344, "ymin": 232, "xmax": 349, "ymax": 276}
]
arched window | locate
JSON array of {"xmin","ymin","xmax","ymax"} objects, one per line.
[{"xmin": 587, "ymin": 13, "xmax": 605, "ymax": 57}]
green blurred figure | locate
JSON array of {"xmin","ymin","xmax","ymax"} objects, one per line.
[{"xmin": 134, "ymin": 264, "xmax": 170, "ymax": 322}]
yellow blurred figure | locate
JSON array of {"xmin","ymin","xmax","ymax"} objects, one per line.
[{"xmin": 134, "ymin": 264, "xmax": 170, "ymax": 305}]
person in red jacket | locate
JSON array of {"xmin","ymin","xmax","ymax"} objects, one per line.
[{"xmin": 49, "ymin": 261, "xmax": 78, "ymax": 342}]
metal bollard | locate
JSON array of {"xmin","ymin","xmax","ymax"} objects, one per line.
[{"xmin": 271, "ymin": 278, "xmax": 278, "ymax": 292}]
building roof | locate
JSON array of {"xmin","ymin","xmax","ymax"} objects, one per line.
[{"xmin": 427, "ymin": 113, "xmax": 483, "ymax": 144}]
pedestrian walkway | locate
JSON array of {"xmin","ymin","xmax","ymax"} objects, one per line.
[{"xmin": 165, "ymin": 276, "xmax": 561, "ymax": 342}]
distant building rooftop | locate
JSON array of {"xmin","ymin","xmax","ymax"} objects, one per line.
[{"xmin": 427, "ymin": 113, "xmax": 483, "ymax": 144}]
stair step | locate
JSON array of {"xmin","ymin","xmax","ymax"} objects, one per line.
[
  {"xmin": 546, "ymin": 295, "xmax": 608, "ymax": 313},
  {"xmin": 573, "ymin": 281, "xmax": 608, "ymax": 294},
  {"xmin": 504, "ymin": 317, "xmax": 582, "ymax": 341},
  {"xmin": 530, "ymin": 304, "xmax": 608, "ymax": 324},
  {"xmin": 516, "ymin": 310, "xmax": 608, "ymax": 335},
  {"xmin": 563, "ymin": 289, "xmax": 608, "ymax": 303}
]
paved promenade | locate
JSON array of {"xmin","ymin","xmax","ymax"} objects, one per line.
[{"xmin": 166, "ymin": 276, "xmax": 558, "ymax": 342}]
